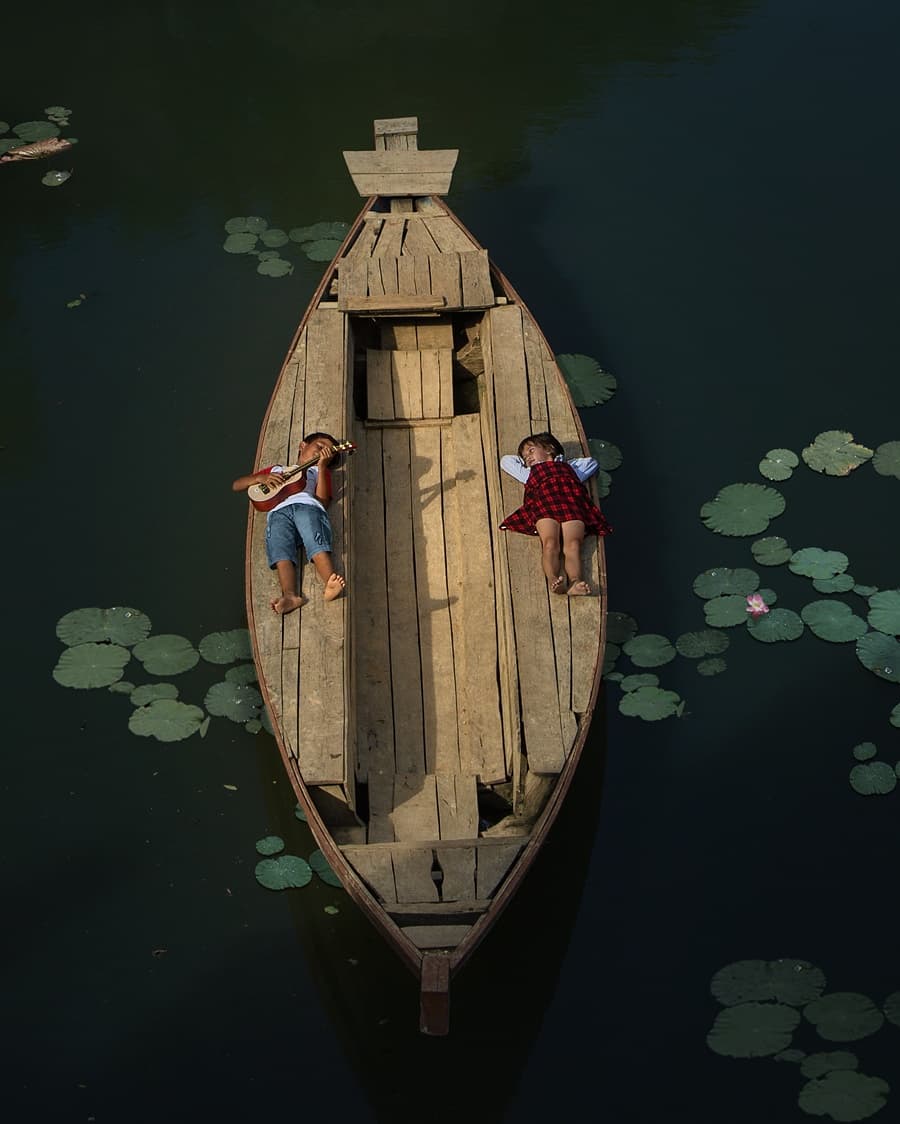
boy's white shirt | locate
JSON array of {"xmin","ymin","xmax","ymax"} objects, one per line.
[
  {"xmin": 267, "ymin": 464, "xmax": 326, "ymax": 513},
  {"xmin": 500, "ymin": 454, "xmax": 598, "ymax": 484}
]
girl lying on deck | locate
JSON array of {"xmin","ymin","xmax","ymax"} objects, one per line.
[{"xmin": 500, "ymin": 431, "xmax": 612, "ymax": 596}]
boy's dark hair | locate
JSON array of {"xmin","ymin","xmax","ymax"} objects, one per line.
[
  {"xmin": 517, "ymin": 431, "xmax": 565, "ymax": 460},
  {"xmin": 302, "ymin": 431, "xmax": 338, "ymax": 445}
]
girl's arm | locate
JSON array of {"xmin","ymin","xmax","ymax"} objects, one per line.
[
  {"xmin": 500, "ymin": 454, "xmax": 530, "ymax": 483},
  {"xmin": 568, "ymin": 456, "xmax": 598, "ymax": 482}
]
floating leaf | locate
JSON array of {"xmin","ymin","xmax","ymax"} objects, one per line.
[
  {"xmin": 802, "ymin": 430, "xmax": 873, "ymax": 476},
  {"xmin": 256, "ymin": 836, "xmax": 284, "ymax": 856},
  {"xmin": 108, "ymin": 681, "xmax": 135, "ymax": 695},
  {"xmin": 44, "ymin": 105, "xmax": 72, "ymax": 117},
  {"xmin": 257, "ymin": 257, "xmax": 293, "ymax": 277},
  {"xmin": 288, "ymin": 221, "xmax": 348, "ymax": 243},
  {"xmin": 601, "ymin": 643, "xmax": 620, "ymax": 674},
  {"xmin": 884, "ymin": 991, "xmax": 900, "ymax": 1028},
  {"xmin": 255, "ymin": 855, "xmax": 312, "ymax": 890},
  {"xmin": 707, "ymin": 1001, "xmax": 800, "ymax": 1058},
  {"xmin": 204, "ymin": 681, "xmax": 262, "ymax": 723},
  {"xmin": 622, "ymin": 634, "xmax": 676, "ymax": 668},
  {"xmin": 855, "ymin": 633, "xmax": 900, "ymax": 683},
  {"xmin": 872, "ymin": 441, "xmax": 900, "ymax": 479},
  {"xmin": 199, "ymin": 716, "xmax": 211, "ymax": 738},
  {"xmin": 814, "ymin": 574, "xmax": 856, "ymax": 594},
  {"xmin": 704, "ymin": 595, "xmax": 751, "ymax": 628},
  {"xmin": 57, "ymin": 606, "xmax": 152, "ymax": 647},
  {"xmin": 747, "ymin": 608, "xmax": 804, "ymax": 643},
  {"xmin": 226, "ymin": 663, "xmax": 259, "ymax": 685},
  {"xmin": 620, "ymin": 673, "xmax": 659, "ymax": 692},
  {"xmin": 199, "ymin": 629, "xmax": 252, "ymax": 665},
  {"xmin": 849, "ymin": 762, "xmax": 897, "ymax": 796},
  {"xmin": 789, "ymin": 548, "xmax": 850, "ymax": 580},
  {"xmin": 606, "ymin": 612, "xmax": 638, "ymax": 645},
  {"xmin": 803, "ymin": 993, "xmax": 884, "ymax": 1042},
  {"xmin": 557, "ymin": 354, "xmax": 618, "ymax": 406},
  {"xmin": 700, "ymin": 482, "xmax": 786, "ymax": 536},
  {"xmin": 698, "ymin": 658, "xmax": 727, "ymax": 675},
  {"xmin": 854, "ymin": 584, "xmax": 879, "ymax": 598},
  {"xmin": 801, "ymin": 601, "xmax": 868, "ymax": 643},
  {"xmin": 258, "ymin": 227, "xmax": 288, "ymax": 248},
  {"xmin": 294, "ymin": 803, "xmax": 308, "ymax": 822},
  {"xmin": 41, "ymin": 170, "xmax": 70, "ymax": 187},
  {"xmin": 324, "ymin": 905, "xmax": 339, "ymax": 915},
  {"xmin": 244, "ymin": 719, "xmax": 262, "ymax": 734},
  {"xmin": 752, "ymin": 536, "xmax": 793, "ymax": 566},
  {"xmin": 223, "ymin": 232, "xmax": 258, "ymax": 254},
  {"xmin": 676, "ymin": 630, "xmax": 730, "ymax": 658},
  {"xmin": 593, "ymin": 469, "xmax": 612, "ymax": 499},
  {"xmin": 132, "ymin": 634, "xmax": 200, "ymax": 676},
  {"xmin": 711, "ymin": 959, "xmax": 827, "ymax": 1008},
  {"xmin": 587, "ymin": 438, "xmax": 623, "ymax": 471},
  {"xmin": 13, "ymin": 120, "xmax": 60, "ymax": 141},
  {"xmin": 759, "ymin": 448, "xmax": 799, "ymax": 482},
  {"xmin": 801, "ymin": 1053, "xmax": 859, "ymax": 1080},
  {"xmin": 891, "ymin": 704, "xmax": 900, "ymax": 729},
  {"xmin": 53, "ymin": 643, "xmax": 130, "ymax": 689},
  {"xmin": 798, "ymin": 1070, "xmax": 890, "ymax": 1122},
  {"xmin": 130, "ymin": 683, "xmax": 179, "ymax": 706},
  {"xmin": 309, "ymin": 848, "xmax": 343, "ymax": 887},
  {"xmin": 776, "ymin": 1049, "xmax": 807, "ymax": 1064},
  {"xmin": 866, "ymin": 590, "xmax": 900, "ymax": 635},
  {"xmin": 618, "ymin": 685, "xmax": 682, "ymax": 720},
  {"xmin": 693, "ymin": 567, "xmax": 760, "ymax": 599},
  {"xmin": 128, "ymin": 699, "xmax": 205, "ymax": 742},
  {"xmin": 303, "ymin": 237, "xmax": 343, "ymax": 262},
  {"xmin": 852, "ymin": 742, "xmax": 877, "ymax": 762},
  {"xmin": 0, "ymin": 122, "xmax": 8, "ymax": 134}
]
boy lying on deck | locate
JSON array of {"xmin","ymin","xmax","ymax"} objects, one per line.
[{"xmin": 232, "ymin": 432, "xmax": 347, "ymax": 614}]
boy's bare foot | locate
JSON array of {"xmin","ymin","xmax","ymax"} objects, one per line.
[
  {"xmin": 549, "ymin": 575, "xmax": 567, "ymax": 594},
  {"xmin": 323, "ymin": 573, "xmax": 346, "ymax": 602},
  {"xmin": 271, "ymin": 592, "xmax": 305, "ymax": 614},
  {"xmin": 567, "ymin": 580, "xmax": 592, "ymax": 596}
]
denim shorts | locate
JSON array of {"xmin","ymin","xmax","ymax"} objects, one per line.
[{"xmin": 265, "ymin": 502, "xmax": 332, "ymax": 568}]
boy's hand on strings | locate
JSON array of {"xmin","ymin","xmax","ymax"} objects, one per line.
[{"xmin": 316, "ymin": 445, "xmax": 336, "ymax": 466}]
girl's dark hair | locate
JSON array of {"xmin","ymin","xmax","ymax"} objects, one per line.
[{"xmin": 517, "ymin": 431, "xmax": 565, "ymax": 460}]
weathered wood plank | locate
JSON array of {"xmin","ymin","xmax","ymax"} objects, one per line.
[
  {"xmin": 459, "ymin": 249, "xmax": 494, "ymax": 308},
  {"xmin": 366, "ymin": 257, "xmax": 385, "ymax": 298},
  {"xmin": 386, "ymin": 898, "xmax": 488, "ymax": 915},
  {"xmin": 349, "ymin": 173, "xmax": 455, "ymax": 196},
  {"xmin": 393, "ymin": 848, "xmax": 440, "ymax": 903},
  {"xmin": 379, "ymin": 255, "xmax": 399, "ymax": 296},
  {"xmin": 366, "ymin": 349, "xmax": 395, "ymax": 420},
  {"xmin": 419, "ymin": 349, "xmax": 441, "ymax": 418},
  {"xmin": 428, "ymin": 252, "xmax": 462, "ymax": 308},
  {"xmin": 414, "ymin": 319, "xmax": 454, "ymax": 349},
  {"xmin": 367, "ymin": 767, "xmax": 396, "ymax": 843},
  {"xmin": 380, "ymin": 321, "xmax": 418, "ymax": 349},
  {"xmin": 280, "ymin": 645, "xmax": 300, "ymax": 764},
  {"xmin": 522, "ymin": 317, "xmax": 548, "ymax": 427},
  {"xmin": 421, "ymin": 215, "xmax": 477, "ymax": 253},
  {"xmin": 438, "ymin": 347, "xmax": 454, "ymax": 417},
  {"xmin": 337, "ymin": 255, "xmax": 368, "ymax": 300},
  {"xmin": 346, "ymin": 847, "xmax": 397, "ymax": 902},
  {"xmin": 413, "ymin": 255, "xmax": 433, "ymax": 298},
  {"xmin": 397, "ymin": 254, "xmax": 416, "ymax": 296},
  {"xmin": 338, "ymin": 293, "xmax": 446, "ymax": 313},
  {"xmin": 434, "ymin": 847, "xmax": 477, "ymax": 900},
  {"xmin": 400, "ymin": 220, "xmax": 442, "ymax": 258},
  {"xmin": 391, "ymin": 774, "xmax": 439, "ymax": 841},
  {"xmin": 342, "ymin": 835, "xmax": 529, "ymax": 852},
  {"xmin": 436, "ymin": 774, "xmax": 479, "ymax": 840},
  {"xmin": 475, "ymin": 841, "xmax": 523, "ymax": 899},
  {"xmin": 342, "ymin": 220, "xmax": 380, "ymax": 262},
  {"xmin": 372, "ymin": 216, "xmax": 404, "ymax": 260},
  {"xmin": 374, "ymin": 116, "xmax": 418, "ymax": 137},
  {"xmin": 344, "ymin": 150, "xmax": 457, "ymax": 174},
  {"xmin": 392, "ymin": 351, "xmax": 423, "ymax": 419},
  {"xmin": 401, "ymin": 924, "xmax": 470, "ymax": 949}
]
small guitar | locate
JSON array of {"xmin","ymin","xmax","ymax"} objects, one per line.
[{"xmin": 248, "ymin": 440, "xmax": 356, "ymax": 512}]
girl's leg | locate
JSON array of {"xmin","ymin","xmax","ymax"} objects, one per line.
[
  {"xmin": 311, "ymin": 550, "xmax": 345, "ymax": 601},
  {"xmin": 535, "ymin": 518, "xmax": 566, "ymax": 592},
  {"xmin": 561, "ymin": 520, "xmax": 591, "ymax": 595}
]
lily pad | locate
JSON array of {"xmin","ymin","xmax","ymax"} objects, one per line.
[
  {"xmin": 44, "ymin": 105, "xmax": 72, "ymax": 117},
  {"xmin": 13, "ymin": 120, "xmax": 60, "ymax": 141},
  {"xmin": 704, "ymin": 595, "xmax": 752, "ymax": 628},
  {"xmin": 676, "ymin": 630, "xmax": 730, "ymax": 658},
  {"xmin": 752, "ymin": 536, "xmax": 793, "ymax": 566},
  {"xmin": 814, "ymin": 574, "xmax": 856, "ymax": 594},
  {"xmin": 891, "ymin": 704, "xmax": 900, "ymax": 729},
  {"xmin": 0, "ymin": 122, "xmax": 8, "ymax": 134},
  {"xmin": 790, "ymin": 548, "xmax": 850, "ymax": 580},
  {"xmin": 707, "ymin": 1001, "xmax": 800, "ymax": 1058},
  {"xmin": 622, "ymin": 634, "xmax": 676, "ymax": 668},
  {"xmin": 711, "ymin": 959, "xmax": 827, "ymax": 1008},
  {"xmin": 557, "ymin": 354, "xmax": 618, "ymax": 406},
  {"xmin": 872, "ymin": 440, "xmax": 900, "ymax": 479},
  {"xmin": 747, "ymin": 608, "xmax": 804, "ymax": 642},
  {"xmin": 255, "ymin": 854, "xmax": 312, "ymax": 890},
  {"xmin": 257, "ymin": 257, "xmax": 294, "ymax": 277},
  {"xmin": 53, "ymin": 643, "xmax": 130, "ymax": 689},
  {"xmin": 56, "ymin": 606, "xmax": 152, "ymax": 647},
  {"xmin": 620, "ymin": 673, "xmax": 659, "ymax": 692},
  {"xmin": 698, "ymin": 658, "xmax": 727, "ymax": 675},
  {"xmin": 606, "ymin": 612, "xmax": 638, "ymax": 645},
  {"xmin": 204, "ymin": 681, "xmax": 263, "ymax": 723},
  {"xmin": 802, "ymin": 430, "xmax": 873, "ymax": 476},
  {"xmin": 199, "ymin": 629, "xmax": 252, "ymax": 665},
  {"xmin": 223, "ymin": 232, "xmax": 258, "ymax": 254},
  {"xmin": 587, "ymin": 438, "xmax": 623, "ymax": 471},
  {"xmin": 132, "ymin": 634, "xmax": 200, "ymax": 676},
  {"xmin": 849, "ymin": 762, "xmax": 897, "ymax": 796},
  {"xmin": 130, "ymin": 683, "xmax": 179, "ymax": 706},
  {"xmin": 260, "ymin": 227, "xmax": 289, "ymax": 248},
  {"xmin": 302, "ymin": 237, "xmax": 343, "ymax": 262},
  {"xmin": 0, "ymin": 138, "xmax": 21, "ymax": 155},
  {"xmin": 601, "ymin": 643, "xmax": 620, "ymax": 674},
  {"xmin": 226, "ymin": 663, "xmax": 259, "ymax": 685},
  {"xmin": 798, "ymin": 1070, "xmax": 890, "ymax": 1122},
  {"xmin": 852, "ymin": 742, "xmax": 877, "ymax": 761},
  {"xmin": 128, "ymin": 699, "xmax": 205, "ymax": 742},
  {"xmin": 294, "ymin": 803, "xmax": 307, "ymax": 822},
  {"xmin": 855, "ymin": 633, "xmax": 900, "ymax": 683},
  {"xmin": 801, "ymin": 1053, "xmax": 859, "ymax": 1080},
  {"xmin": 801, "ymin": 601, "xmax": 868, "ymax": 643},
  {"xmin": 884, "ymin": 991, "xmax": 900, "ymax": 1028},
  {"xmin": 693, "ymin": 567, "xmax": 760, "ymax": 599},
  {"xmin": 759, "ymin": 448, "xmax": 799, "ymax": 482},
  {"xmin": 700, "ymin": 482, "xmax": 786, "ymax": 536},
  {"xmin": 288, "ymin": 221, "xmax": 348, "ymax": 243},
  {"xmin": 108, "ymin": 681, "xmax": 135, "ymax": 695},
  {"xmin": 309, "ymin": 848, "xmax": 343, "ymax": 887},
  {"xmin": 866, "ymin": 590, "xmax": 900, "ymax": 635},
  {"xmin": 854, "ymin": 584, "xmax": 879, "ymax": 598},
  {"xmin": 41, "ymin": 170, "xmax": 70, "ymax": 187},
  {"xmin": 618, "ymin": 685, "xmax": 682, "ymax": 720},
  {"xmin": 255, "ymin": 836, "xmax": 284, "ymax": 856},
  {"xmin": 803, "ymin": 993, "xmax": 884, "ymax": 1042}
]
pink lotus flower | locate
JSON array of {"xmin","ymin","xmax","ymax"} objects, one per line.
[{"xmin": 746, "ymin": 593, "xmax": 770, "ymax": 619}]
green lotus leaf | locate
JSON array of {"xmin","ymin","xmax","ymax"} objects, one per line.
[
  {"xmin": 704, "ymin": 595, "xmax": 751, "ymax": 628},
  {"xmin": 701, "ymin": 482, "xmax": 786, "ymax": 536},
  {"xmin": 294, "ymin": 802, "xmax": 308, "ymax": 822},
  {"xmin": 884, "ymin": 991, "xmax": 900, "ymax": 1028},
  {"xmin": 223, "ymin": 232, "xmax": 258, "ymax": 254},
  {"xmin": 620, "ymin": 673, "xmax": 659, "ymax": 692},
  {"xmin": 801, "ymin": 601, "xmax": 868, "ymax": 643},
  {"xmin": 44, "ymin": 105, "xmax": 72, "ymax": 116},
  {"xmin": 257, "ymin": 249, "xmax": 281, "ymax": 261},
  {"xmin": 226, "ymin": 662, "xmax": 259, "ymax": 685},
  {"xmin": 711, "ymin": 959, "xmax": 827, "ymax": 1008},
  {"xmin": 53, "ymin": 642, "xmax": 131, "ymax": 689},
  {"xmin": 891, "ymin": 703, "xmax": 900, "ymax": 729},
  {"xmin": 852, "ymin": 742, "xmax": 877, "ymax": 761},
  {"xmin": 676, "ymin": 630, "xmax": 730, "ymax": 658},
  {"xmin": 747, "ymin": 608, "xmax": 804, "ymax": 642},
  {"xmin": 601, "ymin": 642, "xmax": 620, "ymax": 675},
  {"xmin": 849, "ymin": 762, "xmax": 897, "ymax": 796},
  {"xmin": 41, "ymin": 170, "xmax": 70, "ymax": 187},
  {"xmin": 259, "ymin": 227, "xmax": 289, "ymax": 248},
  {"xmin": 261, "ymin": 706, "xmax": 275, "ymax": 736},
  {"xmin": 309, "ymin": 848, "xmax": 343, "ymax": 887},
  {"xmin": 132, "ymin": 634, "xmax": 200, "ymax": 676},
  {"xmin": 128, "ymin": 699, "xmax": 205, "ymax": 742},
  {"xmin": 224, "ymin": 216, "xmax": 255, "ymax": 234},
  {"xmin": 593, "ymin": 469, "xmax": 612, "ymax": 499},
  {"xmin": 255, "ymin": 835, "xmax": 284, "ymax": 856},
  {"xmin": 0, "ymin": 122, "xmax": 8, "ymax": 134},
  {"xmin": 790, "ymin": 548, "xmax": 850, "ymax": 580},
  {"xmin": 798, "ymin": 1070, "xmax": 890, "ymax": 1123},
  {"xmin": 618, "ymin": 685, "xmax": 681, "ymax": 720},
  {"xmin": 108, "ymin": 681, "xmax": 135, "ymax": 695},
  {"xmin": 759, "ymin": 448, "xmax": 799, "ymax": 482},
  {"xmin": 130, "ymin": 683, "xmax": 179, "ymax": 706},
  {"xmin": 13, "ymin": 120, "xmax": 60, "ymax": 141},
  {"xmin": 199, "ymin": 717, "xmax": 210, "ymax": 737},
  {"xmin": 244, "ymin": 719, "xmax": 262, "ymax": 734},
  {"xmin": 204, "ymin": 681, "xmax": 263, "ymax": 722},
  {"xmin": 288, "ymin": 221, "xmax": 348, "ymax": 243},
  {"xmin": 622, "ymin": 634, "xmax": 676, "ymax": 668},
  {"xmin": 867, "ymin": 590, "xmax": 900, "ymax": 635},
  {"xmin": 802, "ymin": 430, "xmax": 873, "ymax": 476},
  {"xmin": 801, "ymin": 1052, "xmax": 859, "ymax": 1080},
  {"xmin": 751, "ymin": 536, "xmax": 793, "ymax": 566},
  {"xmin": 587, "ymin": 438, "xmax": 623, "ymax": 471},
  {"xmin": 693, "ymin": 567, "xmax": 760, "ymax": 599},
  {"xmin": 605, "ymin": 671, "xmax": 624, "ymax": 682},
  {"xmin": 606, "ymin": 612, "xmax": 638, "ymax": 645},
  {"xmin": 855, "ymin": 633, "xmax": 900, "ymax": 683},
  {"xmin": 56, "ymin": 606, "xmax": 152, "ymax": 647},
  {"xmin": 198, "ymin": 629, "xmax": 252, "ymax": 665},
  {"xmin": 872, "ymin": 440, "xmax": 900, "ymax": 479},
  {"xmin": 698, "ymin": 658, "xmax": 727, "ymax": 676},
  {"xmin": 255, "ymin": 854, "xmax": 312, "ymax": 890},
  {"xmin": 758, "ymin": 588, "xmax": 778, "ymax": 605},
  {"xmin": 303, "ymin": 237, "xmax": 343, "ymax": 262},
  {"xmin": 557, "ymin": 354, "xmax": 618, "ymax": 406},
  {"xmin": 854, "ymin": 585, "xmax": 879, "ymax": 598},
  {"xmin": 0, "ymin": 138, "xmax": 24, "ymax": 155},
  {"xmin": 707, "ymin": 1001, "xmax": 800, "ymax": 1058},
  {"xmin": 804, "ymin": 993, "xmax": 885, "ymax": 1042},
  {"xmin": 257, "ymin": 257, "xmax": 293, "ymax": 277},
  {"xmin": 814, "ymin": 574, "xmax": 856, "ymax": 594},
  {"xmin": 775, "ymin": 1049, "xmax": 807, "ymax": 1063}
]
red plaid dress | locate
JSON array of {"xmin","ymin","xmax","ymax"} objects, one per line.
[{"xmin": 500, "ymin": 460, "xmax": 612, "ymax": 537}]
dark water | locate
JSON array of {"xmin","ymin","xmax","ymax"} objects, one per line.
[{"xmin": 4, "ymin": 2, "xmax": 899, "ymax": 1121}]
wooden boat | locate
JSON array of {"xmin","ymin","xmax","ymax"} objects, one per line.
[{"xmin": 244, "ymin": 116, "xmax": 608, "ymax": 1035}]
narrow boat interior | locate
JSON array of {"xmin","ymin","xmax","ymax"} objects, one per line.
[{"xmin": 248, "ymin": 190, "xmax": 604, "ymax": 955}]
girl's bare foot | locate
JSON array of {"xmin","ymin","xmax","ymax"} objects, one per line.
[
  {"xmin": 567, "ymin": 580, "xmax": 592, "ymax": 596},
  {"xmin": 271, "ymin": 592, "xmax": 305, "ymax": 614},
  {"xmin": 323, "ymin": 573, "xmax": 346, "ymax": 602},
  {"xmin": 550, "ymin": 575, "xmax": 567, "ymax": 594}
]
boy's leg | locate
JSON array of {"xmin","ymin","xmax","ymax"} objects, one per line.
[
  {"xmin": 298, "ymin": 505, "xmax": 346, "ymax": 601},
  {"xmin": 535, "ymin": 518, "xmax": 566, "ymax": 592},
  {"xmin": 561, "ymin": 520, "xmax": 591, "ymax": 595},
  {"xmin": 271, "ymin": 561, "xmax": 305, "ymax": 613},
  {"xmin": 266, "ymin": 510, "xmax": 305, "ymax": 614},
  {"xmin": 311, "ymin": 550, "xmax": 345, "ymax": 601}
]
